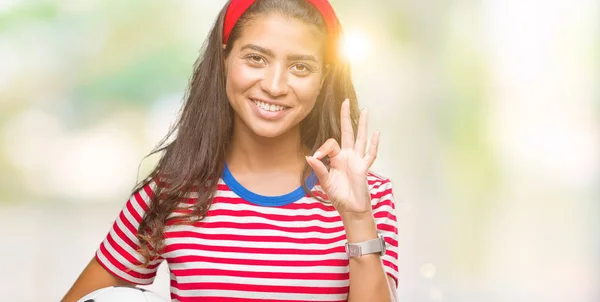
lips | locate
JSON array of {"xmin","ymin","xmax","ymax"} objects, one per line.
[
  {"xmin": 250, "ymin": 98, "xmax": 290, "ymax": 112},
  {"xmin": 247, "ymin": 97, "xmax": 291, "ymax": 121}
]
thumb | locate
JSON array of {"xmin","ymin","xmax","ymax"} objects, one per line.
[{"xmin": 305, "ymin": 156, "xmax": 329, "ymax": 186}]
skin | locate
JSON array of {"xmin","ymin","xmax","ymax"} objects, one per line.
[
  {"xmin": 62, "ymin": 258, "xmax": 131, "ymax": 302},
  {"xmin": 225, "ymin": 14, "xmax": 326, "ymax": 140},
  {"xmin": 62, "ymin": 13, "xmax": 396, "ymax": 302},
  {"xmin": 224, "ymin": 14, "xmax": 326, "ymax": 195}
]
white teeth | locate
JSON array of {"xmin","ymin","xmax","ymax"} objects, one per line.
[{"xmin": 253, "ymin": 100, "xmax": 285, "ymax": 112}]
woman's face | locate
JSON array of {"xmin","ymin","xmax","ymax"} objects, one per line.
[{"xmin": 224, "ymin": 14, "xmax": 326, "ymax": 139}]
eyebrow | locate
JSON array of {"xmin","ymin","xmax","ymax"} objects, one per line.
[{"xmin": 240, "ymin": 44, "xmax": 318, "ymax": 63}]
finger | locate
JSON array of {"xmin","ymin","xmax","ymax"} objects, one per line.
[
  {"xmin": 340, "ymin": 99, "xmax": 354, "ymax": 149},
  {"xmin": 364, "ymin": 130, "xmax": 380, "ymax": 167},
  {"xmin": 313, "ymin": 138, "xmax": 341, "ymax": 159},
  {"xmin": 305, "ymin": 156, "xmax": 329, "ymax": 185},
  {"xmin": 355, "ymin": 108, "xmax": 368, "ymax": 155}
]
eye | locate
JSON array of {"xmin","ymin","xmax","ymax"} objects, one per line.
[
  {"xmin": 245, "ymin": 54, "xmax": 266, "ymax": 65},
  {"xmin": 290, "ymin": 63, "xmax": 313, "ymax": 75}
]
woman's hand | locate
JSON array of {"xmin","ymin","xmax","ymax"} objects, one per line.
[{"xmin": 305, "ymin": 99, "xmax": 380, "ymax": 217}]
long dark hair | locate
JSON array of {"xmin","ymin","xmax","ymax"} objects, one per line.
[{"xmin": 135, "ymin": 0, "xmax": 360, "ymax": 264}]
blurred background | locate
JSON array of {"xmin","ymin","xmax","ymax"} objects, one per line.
[{"xmin": 0, "ymin": 0, "xmax": 598, "ymax": 301}]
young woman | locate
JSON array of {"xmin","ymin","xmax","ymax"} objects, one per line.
[{"xmin": 63, "ymin": 0, "xmax": 399, "ymax": 301}]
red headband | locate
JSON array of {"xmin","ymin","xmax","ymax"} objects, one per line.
[{"xmin": 222, "ymin": 0, "xmax": 340, "ymax": 45}]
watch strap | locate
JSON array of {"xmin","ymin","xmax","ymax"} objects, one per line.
[{"xmin": 345, "ymin": 233, "xmax": 386, "ymax": 258}]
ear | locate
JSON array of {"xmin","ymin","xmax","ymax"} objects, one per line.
[{"xmin": 223, "ymin": 44, "xmax": 229, "ymax": 72}]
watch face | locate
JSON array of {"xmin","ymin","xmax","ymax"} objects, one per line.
[{"xmin": 347, "ymin": 244, "xmax": 361, "ymax": 258}]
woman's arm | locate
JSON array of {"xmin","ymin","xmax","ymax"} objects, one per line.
[
  {"xmin": 61, "ymin": 257, "xmax": 132, "ymax": 302},
  {"xmin": 343, "ymin": 215, "xmax": 396, "ymax": 302},
  {"xmin": 306, "ymin": 101, "xmax": 399, "ymax": 301}
]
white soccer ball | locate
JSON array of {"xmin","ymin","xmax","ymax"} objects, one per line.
[{"xmin": 77, "ymin": 286, "xmax": 168, "ymax": 302}]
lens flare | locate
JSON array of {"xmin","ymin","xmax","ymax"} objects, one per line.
[{"xmin": 340, "ymin": 30, "xmax": 369, "ymax": 61}]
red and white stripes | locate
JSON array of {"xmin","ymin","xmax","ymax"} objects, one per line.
[{"xmin": 96, "ymin": 173, "xmax": 398, "ymax": 301}]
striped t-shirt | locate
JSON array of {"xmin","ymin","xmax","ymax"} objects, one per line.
[{"xmin": 96, "ymin": 165, "xmax": 399, "ymax": 301}]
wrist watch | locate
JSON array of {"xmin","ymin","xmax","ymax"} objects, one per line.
[{"xmin": 345, "ymin": 232, "xmax": 387, "ymax": 258}]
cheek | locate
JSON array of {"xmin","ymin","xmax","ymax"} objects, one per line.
[
  {"xmin": 227, "ymin": 62, "xmax": 260, "ymax": 94},
  {"xmin": 292, "ymin": 77, "xmax": 322, "ymax": 107}
]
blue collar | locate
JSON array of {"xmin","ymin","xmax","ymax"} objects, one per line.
[{"xmin": 222, "ymin": 163, "xmax": 317, "ymax": 207}]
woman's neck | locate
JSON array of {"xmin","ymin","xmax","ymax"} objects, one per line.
[{"xmin": 227, "ymin": 120, "xmax": 310, "ymax": 173}]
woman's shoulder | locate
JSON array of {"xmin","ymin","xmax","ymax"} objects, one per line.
[
  {"xmin": 366, "ymin": 171, "xmax": 392, "ymax": 189},
  {"xmin": 366, "ymin": 171, "xmax": 395, "ymax": 209}
]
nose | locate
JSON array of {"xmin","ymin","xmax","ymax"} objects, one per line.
[{"xmin": 260, "ymin": 63, "xmax": 289, "ymax": 97}]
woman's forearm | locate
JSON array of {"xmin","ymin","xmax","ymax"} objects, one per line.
[{"xmin": 342, "ymin": 214, "xmax": 394, "ymax": 302}]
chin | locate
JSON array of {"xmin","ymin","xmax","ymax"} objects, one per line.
[{"xmin": 249, "ymin": 124, "xmax": 290, "ymax": 138}]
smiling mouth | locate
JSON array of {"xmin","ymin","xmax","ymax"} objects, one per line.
[{"xmin": 251, "ymin": 98, "xmax": 289, "ymax": 112}]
